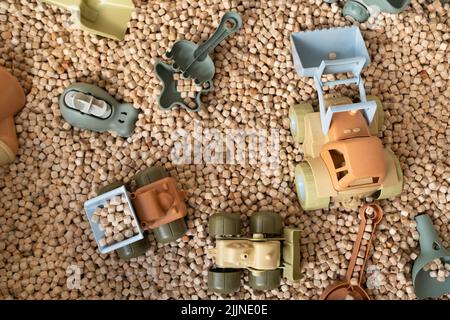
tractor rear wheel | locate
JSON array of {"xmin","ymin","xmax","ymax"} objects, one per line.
[
  {"xmin": 289, "ymin": 103, "xmax": 314, "ymax": 143},
  {"xmin": 295, "ymin": 162, "xmax": 330, "ymax": 211}
]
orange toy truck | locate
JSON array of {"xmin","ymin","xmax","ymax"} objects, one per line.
[{"xmin": 85, "ymin": 166, "xmax": 188, "ymax": 259}]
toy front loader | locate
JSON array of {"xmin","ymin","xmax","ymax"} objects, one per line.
[{"xmin": 289, "ymin": 26, "xmax": 403, "ymax": 210}]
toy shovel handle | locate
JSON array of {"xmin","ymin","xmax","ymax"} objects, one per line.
[
  {"xmin": 416, "ymin": 214, "xmax": 448, "ymax": 255},
  {"xmin": 345, "ymin": 204, "xmax": 383, "ymax": 284},
  {"xmin": 194, "ymin": 12, "xmax": 242, "ymax": 61}
]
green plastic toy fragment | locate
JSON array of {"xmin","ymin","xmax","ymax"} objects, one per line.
[
  {"xmin": 155, "ymin": 12, "xmax": 242, "ymax": 112},
  {"xmin": 412, "ymin": 215, "xmax": 450, "ymax": 299},
  {"xmin": 60, "ymin": 82, "xmax": 139, "ymax": 137}
]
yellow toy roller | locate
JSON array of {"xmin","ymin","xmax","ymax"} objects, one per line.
[{"xmin": 42, "ymin": 0, "xmax": 134, "ymax": 40}]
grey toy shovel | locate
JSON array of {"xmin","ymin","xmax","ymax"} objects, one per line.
[
  {"xmin": 412, "ymin": 214, "xmax": 450, "ymax": 299},
  {"xmin": 155, "ymin": 12, "xmax": 242, "ymax": 112}
]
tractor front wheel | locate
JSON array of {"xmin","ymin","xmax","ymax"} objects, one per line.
[
  {"xmin": 97, "ymin": 181, "xmax": 124, "ymax": 195},
  {"xmin": 249, "ymin": 269, "xmax": 282, "ymax": 291},
  {"xmin": 209, "ymin": 213, "xmax": 241, "ymax": 237},
  {"xmin": 116, "ymin": 236, "xmax": 151, "ymax": 260},
  {"xmin": 208, "ymin": 268, "xmax": 242, "ymax": 294},
  {"xmin": 153, "ymin": 218, "xmax": 187, "ymax": 243},
  {"xmin": 250, "ymin": 212, "xmax": 283, "ymax": 236}
]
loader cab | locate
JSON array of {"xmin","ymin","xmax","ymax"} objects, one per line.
[
  {"xmin": 321, "ymin": 110, "xmax": 386, "ymax": 191},
  {"xmin": 321, "ymin": 137, "xmax": 386, "ymax": 191}
]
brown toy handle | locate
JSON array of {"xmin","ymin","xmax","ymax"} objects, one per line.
[{"xmin": 345, "ymin": 204, "xmax": 384, "ymax": 284}]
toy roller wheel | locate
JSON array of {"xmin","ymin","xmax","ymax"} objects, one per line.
[
  {"xmin": 375, "ymin": 150, "xmax": 403, "ymax": 200},
  {"xmin": 289, "ymin": 103, "xmax": 314, "ymax": 143},
  {"xmin": 97, "ymin": 181, "xmax": 124, "ymax": 195},
  {"xmin": 134, "ymin": 166, "xmax": 169, "ymax": 189},
  {"xmin": 116, "ymin": 237, "xmax": 150, "ymax": 260},
  {"xmin": 249, "ymin": 269, "xmax": 282, "ymax": 291},
  {"xmin": 295, "ymin": 162, "xmax": 330, "ymax": 211},
  {"xmin": 208, "ymin": 268, "xmax": 242, "ymax": 294},
  {"xmin": 153, "ymin": 218, "xmax": 187, "ymax": 243},
  {"xmin": 250, "ymin": 212, "xmax": 283, "ymax": 236},
  {"xmin": 367, "ymin": 95, "xmax": 384, "ymax": 135},
  {"xmin": 209, "ymin": 212, "xmax": 241, "ymax": 237},
  {"xmin": 343, "ymin": 0, "xmax": 370, "ymax": 23}
]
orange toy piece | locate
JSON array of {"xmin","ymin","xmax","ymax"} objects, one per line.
[
  {"xmin": 130, "ymin": 177, "xmax": 187, "ymax": 230},
  {"xmin": 0, "ymin": 67, "xmax": 25, "ymax": 166},
  {"xmin": 319, "ymin": 108, "xmax": 386, "ymax": 192}
]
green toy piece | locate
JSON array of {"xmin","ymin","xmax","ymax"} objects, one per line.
[
  {"xmin": 342, "ymin": 1, "xmax": 371, "ymax": 22},
  {"xmin": 60, "ymin": 82, "xmax": 139, "ymax": 137},
  {"xmin": 412, "ymin": 214, "xmax": 450, "ymax": 299},
  {"xmin": 155, "ymin": 12, "xmax": 242, "ymax": 112},
  {"xmin": 208, "ymin": 212, "xmax": 301, "ymax": 294},
  {"xmin": 324, "ymin": 0, "xmax": 411, "ymax": 23},
  {"xmin": 42, "ymin": 0, "xmax": 134, "ymax": 40}
]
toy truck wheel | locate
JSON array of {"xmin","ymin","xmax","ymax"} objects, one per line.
[
  {"xmin": 249, "ymin": 269, "xmax": 282, "ymax": 291},
  {"xmin": 250, "ymin": 212, "xmax": 283, "ymax": 236},
  {"xmin": 153, "ymin": 218, "xmax": 187, "ymax": 243},
  {"xmin": 116, "ymin": 236, "xmax": 151, "ymax": 260},
  {"xmin": 367, "ymin": 95, "xmax": 384, "ymax": 135},
  {"xmin": 208, "ymin": 268, "xmax": 242, "ymax": 294},
  {"xmin": 134, "ymin": 166, "xmax": 169, "ymax": 189},
  {"xmin": 374, "ymin": 151, "xmax": 403, "ymax": 199},
  {"xmin": 209, "ymin": 212, "xmax": 241, "ymax": 237},
  {"xmin": 289, "ymin": 103, "xmax": 314, "ymax": 143},
  {"xmin": 97, "ymin": 181, "xmax": 124, "ymax": 195},
  {"xmin": 295, "ymin": 162, "xmax": 330, "ymax": 211},
  {"xmin": 342, "ymin": 0, "xmax": 370, "ymax": 23}
]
